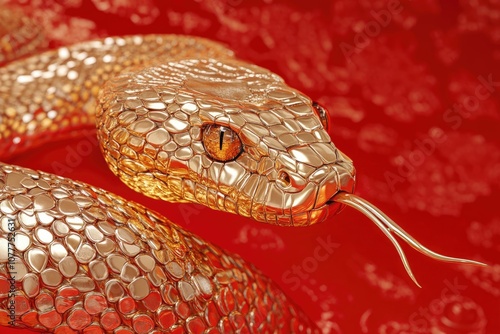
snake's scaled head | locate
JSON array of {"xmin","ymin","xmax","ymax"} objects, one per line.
[{"xmin": 97, "ymin": 58, "xmax": 355, "ymax": 226}]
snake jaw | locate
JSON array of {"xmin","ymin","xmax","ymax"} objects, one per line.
[{"xmin": 241, "ymin": 148, "xmax": 356, "ymax": 226}]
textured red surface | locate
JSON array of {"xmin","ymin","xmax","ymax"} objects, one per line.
[{"xmin": 2, "ymin": 0, "xmax": 500, "ymax": 333}]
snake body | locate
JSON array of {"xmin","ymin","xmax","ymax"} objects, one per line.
[{"xmin": 0, "ymin": 164, "xmax": 317, "ymax": 333}]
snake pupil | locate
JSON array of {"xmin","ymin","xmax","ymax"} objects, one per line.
[{"xmin": 219, "ymin": 127, "xmax": 226, "ymax": 150}]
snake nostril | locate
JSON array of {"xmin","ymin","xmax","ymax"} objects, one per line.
[{"xmin": 277, "ymin": 171, "xmax": 291, "ymax": 188}]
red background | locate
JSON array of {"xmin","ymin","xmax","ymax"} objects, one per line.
[{"xmin": 2, "ymin": 0, "xmax": 500, "ymax": 333}]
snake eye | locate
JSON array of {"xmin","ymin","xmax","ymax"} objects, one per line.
[
  {"xmin": 202, "ymin": 124, "xmax": 243, "ymax": 162},
  {"xmin": 312, "ymin": 102, "xmax": 330, "ymax": 130}
]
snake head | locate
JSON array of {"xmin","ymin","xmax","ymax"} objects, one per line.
[{"xmin": 97, "ymin": 58, "xmax": 355, "ymax": 226}]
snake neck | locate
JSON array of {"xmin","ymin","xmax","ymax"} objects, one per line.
[{"xmin": 0, "ymin": 35, "xmax": 234, "ymax": 160}]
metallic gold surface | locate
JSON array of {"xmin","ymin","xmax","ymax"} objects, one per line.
[
  {"xmin": 0, "ymin": 164, "xmax": 316, "ymax": 332},
  {"xmin": 97, "ymin": 57, "xmax": 355, "ymax": 226},
  {"xmin": 0, "ymin": 34, "xmax": 235, "ymax": 159},
  {"xmin": 0, "ymin": 7, "xmax": 486, "ymax": 333}
]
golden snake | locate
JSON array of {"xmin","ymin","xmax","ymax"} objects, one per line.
[{"xmin": 0, "ymin": 8, "xmax": 485, "ymax": 333}]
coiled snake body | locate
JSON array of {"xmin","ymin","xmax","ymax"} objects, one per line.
[{"xmin": 0, "ymin": 10, "xmax": 485, "ymax": 333}]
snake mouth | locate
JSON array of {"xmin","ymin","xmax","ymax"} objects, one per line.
[
  {"xmin": 268, "ymin": 192, "xmax": 351, "ymax": 227},
  {"xmin": 318, "ymin": 193, "xmax": 349, "ymax": 219},
  {"xmin": 324, "ymin": 199, "xmax": 336, "ymax": 207},
  {"xmin": 273, "ymin": 161, "xmax": 356, "ymax": 226},
  {"xmin": 324, "ymin": 191, "xmax": 351, "ymax": 214},
  {"xmin": 312, "ymin": 163, "xmax": 357, "ymax": 219},
  {"xmin": 308, "ymin": 159, "xmax": 357, "ymax": 219},
  {"xmin": 325, "ymin": 190, "xmax": 350, "ymax": 207}
]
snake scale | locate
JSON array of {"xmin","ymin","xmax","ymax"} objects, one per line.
[{"xmin": 0, "ymin": 8, "xmax": 485, "ymax": 333}]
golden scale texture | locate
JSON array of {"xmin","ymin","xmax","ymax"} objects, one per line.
[
  {"xmin": 0, "ymin": 164, "xmax": 317, "ymax": 333},
  {"xmin": 97, "ymin": 57, "xmax": 355, "ymax": 226},
  {"xmin": 0, "ymin": 35, "xmax": 234, "ymax": 158},
  {"xmin": 0, "ymin": 7, "xmax": 358, "ymax": 333}
]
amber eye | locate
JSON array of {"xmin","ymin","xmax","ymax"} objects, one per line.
[
  {"xmin": 202, "ymin": 124, "xmax": 243, "ymax": 162},
  {"xmin": 312, "ymin": 102, "xmax": 330, "ymax": 130}
]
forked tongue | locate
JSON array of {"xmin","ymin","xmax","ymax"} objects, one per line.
[{"xmin": 332, "ymin": 192, "xmax": 487, "ymax": 288}]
